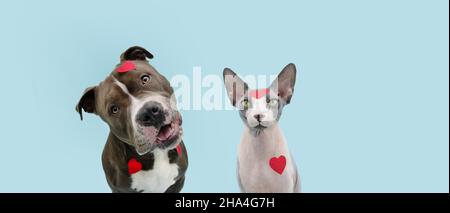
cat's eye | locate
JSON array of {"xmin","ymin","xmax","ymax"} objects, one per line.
[
  {"xmin": 110, "ymin": 105, "xmax": 120, "ymax": 114},
  {"xmin": 241, "ymin": 99, "xmax": 250, "ymax": 108},
  {"xmin": 267, "ymin": 99, "xmax": 278, "ymax": 107},
  {"xmin": 141, "ymin": 74, "xmax": 151, "ymax": 85}
]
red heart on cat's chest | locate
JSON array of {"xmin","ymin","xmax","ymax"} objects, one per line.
[
  {"xmin": 128, "ymin": 158, "xmax": 142, "ymax": 175},
  {"xmin": 269, "ymin": 155, "xmax": 286, "ymax": 175}
]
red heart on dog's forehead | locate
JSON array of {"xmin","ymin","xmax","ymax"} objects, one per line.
[
  {"xmin": 116, "ymin": 61, "xmax": 136, "ymax": 73},
  {"xmin": 249, "ymin": 88, "xmax": 269, "ymax": 99}
]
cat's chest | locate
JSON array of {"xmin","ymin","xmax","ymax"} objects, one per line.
[
  {"xmin": 237, "ymin": 131, "xmax": 295, "ymax": 192},
  {"xmin": 238, "ymin": 152, "xmax": 295, "ymax": 192}
]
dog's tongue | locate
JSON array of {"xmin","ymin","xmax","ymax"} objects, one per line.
[{"xmin": 158, "ymin": 125, "xmax": 173, "ymax": 141}]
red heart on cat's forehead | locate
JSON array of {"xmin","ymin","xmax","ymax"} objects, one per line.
[
  {"xmin": 249, "ymin": 88, "xmax": 269, "ymax": 99},
  {"xmin": 116, "ymin": 61, "xmax": 136, "ymax": 73}
]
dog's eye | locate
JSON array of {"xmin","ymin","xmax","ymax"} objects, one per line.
[
  {"xmin": 267, "ymin": 99, "xmax": 278, "ymax": 107},
  {"xmin": 110, "ymin": 105, "xmax": 120, "ymax": 114},
  {"xmin": 141, "ymin": 75, "xmax": 151, "ymax": 85},
  {"xmin": 241, "ymin": 100, "xmax": 250, "ymax": 108}
]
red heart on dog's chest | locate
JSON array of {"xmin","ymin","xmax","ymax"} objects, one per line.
[
  {"xmin": 128, "ymin": 158, "xmax": 142, "ymax": 175},
  {"xmin": 269, "ymin": 155, "xmax": 286, "ymax": 175},
  {"xmin": 176, "ymin": 144, "xmax": 182, "ymax": 159}
]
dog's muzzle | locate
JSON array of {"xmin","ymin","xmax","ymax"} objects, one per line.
[{"xmin": 134, "ymin": 101, "xmax": 182, "ymax": 155}]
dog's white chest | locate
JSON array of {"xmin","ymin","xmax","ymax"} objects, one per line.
[{"xmin": 130, "ymin": 149, "xmax": 179, "ymax": 193}]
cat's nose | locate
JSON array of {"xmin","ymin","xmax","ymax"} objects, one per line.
[{"xmin": 254, "ymin": 114, "xmax": 265, "ymax": 122}]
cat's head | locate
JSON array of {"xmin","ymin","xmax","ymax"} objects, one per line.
[{"xmin": 223, "ymin": 63, "xmax": 297, "ymax": 131}]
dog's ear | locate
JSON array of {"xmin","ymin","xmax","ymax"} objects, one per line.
[
  {"xmin": 76, "ymin": 86, "xmax": 97, "ymax": 120},
  {"xmin": 270, "ymin": 63, "xmax": 297, "ymax": 104},
  {"xmin": 223, "ymin": 68, "xmax": 248, "ymax": 107},
  {"xmin": 120, "ymin": 46, "xmax": 154, "ymax": 61}
]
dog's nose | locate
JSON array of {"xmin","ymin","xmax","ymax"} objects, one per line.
[
  {"xmin": 136, "ymin": 101, "xmax": 165, "ymax": 127},
  {"xmin": 150, "ymin": 105, "xmax": 160, "ymax": 115},
  {"xmin": 254, "ymin": 114, "xmax": 265, "ymax": 122}
]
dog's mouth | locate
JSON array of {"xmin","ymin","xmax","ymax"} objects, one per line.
[
  {"xmin": 135, "ymin": 114, "xmax": 182, "ymax": 155},
  {"xmin": 155, "ymin": 117, "xmax": 181, "ymax": 144}
]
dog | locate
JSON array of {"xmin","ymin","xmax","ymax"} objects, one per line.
[
  {"xmin": 223, "ymin": 63, "xmax": 300, "ymax": 193},
  {"xmin": 76, "ymin": 46, "xmax": 188, "ymax": 193}
]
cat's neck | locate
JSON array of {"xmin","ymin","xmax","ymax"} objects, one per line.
[{"xmin": 243, "ymin": 124, "xmax": 285, "ymax": 148}]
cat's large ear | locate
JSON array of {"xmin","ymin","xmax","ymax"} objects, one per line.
[
  {"xmin": 223, "ymin": 68, "xmax": 248, "ymax": 107},
  {"xmin": 270, "ymin": 63, "xmax": 297, "ymax": 104}
]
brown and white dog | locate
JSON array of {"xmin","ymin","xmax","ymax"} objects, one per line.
[{"xmin": 76, "ymin": 46, "xmax": 188, "ymax": 193}]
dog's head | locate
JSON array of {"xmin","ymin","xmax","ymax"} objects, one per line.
[
  {"xmin": 223, "ymin": 63, "xmax": 296, "ymax": 131},
  {"xmin": 76, "ymin": 46, "xmax": 182, "ymax": 155}
]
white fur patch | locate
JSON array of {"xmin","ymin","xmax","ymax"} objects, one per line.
[
  {"xmin": 246, "ymin": 97, "xmax": 277, "ymax": 127},
  {"xmin": 130, "ymin": 149, "xmax": 179, "ymax": 193}
]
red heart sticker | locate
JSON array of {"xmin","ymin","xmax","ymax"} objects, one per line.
[
  {"xmin": 128, "ymin": 158, "xmax": 142, "ymax": 175},
  {"xmin": 117, "ymin": 61, "xmax": 136, "ymax": 73},
  {"xmin": 249, "ymin": 88, "xmax": 269, "ymax": 99},
  {"xmin": 176, "ymin": 144, "xmax": 183, "ymax": 159},
  {"xmin": 269, "ymin": 155, "xmax": 286, "ymax": 175}
]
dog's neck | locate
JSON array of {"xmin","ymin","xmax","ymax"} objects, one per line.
[
  {"xmin": 108, "ymin": 132, "xmax": 150, "ymax": 159},
  {"xmin": 108, "ymin": 132, "xmax": 181, "ymax": 162}
]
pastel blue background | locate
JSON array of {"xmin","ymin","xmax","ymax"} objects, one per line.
[{"xmin": 0, "ymin": 0, "xmax": 448, "ymax": 192}]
